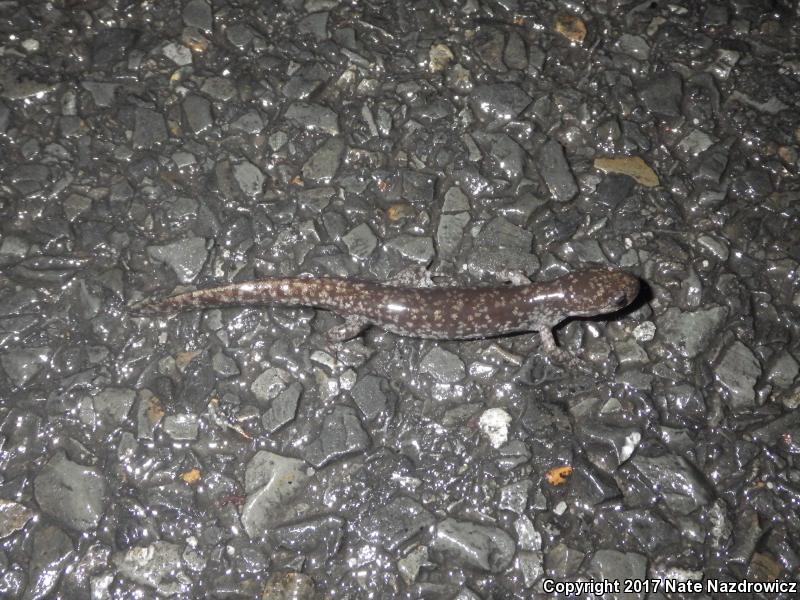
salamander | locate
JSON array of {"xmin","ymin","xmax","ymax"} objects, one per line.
[{"xmin": 131, "ymin": 266, "xmax": 640, "ymax": 364}]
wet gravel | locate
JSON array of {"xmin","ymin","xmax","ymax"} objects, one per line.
[{"xmin": 1, "ymin": 0, "xmax": 799, "ymax": 598}]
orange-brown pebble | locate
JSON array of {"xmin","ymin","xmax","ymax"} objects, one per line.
[
  {"xmin": 387, "ymin": 203, "xmax": 415, "ymax": 220},
  {"xmin": 555, "ymin": 14, "xmax": 587, "ymax": 44},
  {"xmin": 546, "ymin": 465, "xmax": 574, "ymax": 485}
]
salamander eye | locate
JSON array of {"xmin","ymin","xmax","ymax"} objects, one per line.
[{"xmin": 613, "ymin": 292, "xmax": 629, "ymax": 307}]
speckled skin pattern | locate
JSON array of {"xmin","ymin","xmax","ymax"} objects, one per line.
[{"xmin": 132, "ymin": 267, "xmax": 640, "ymax": 358}]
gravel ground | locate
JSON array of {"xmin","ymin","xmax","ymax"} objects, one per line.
[{"xmin": 1, "ymin": 0, "xmax": 799, "ymax": 598}]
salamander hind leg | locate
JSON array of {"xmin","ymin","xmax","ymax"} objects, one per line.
[{"xmin": 326, "ymin": 315, "xmax": 371, "ymax": 342}]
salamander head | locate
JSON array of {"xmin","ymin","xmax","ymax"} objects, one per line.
[{"xmin": 550, "ymin": 267, "xmax": 640, "ymax": 317}]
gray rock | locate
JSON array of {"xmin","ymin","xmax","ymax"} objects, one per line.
[
  {"xmin": 504, "ymin": 30, "xmax": 528, "ymax": 70},
  {"xmin": 136, "ymin": 389, "xmax": 162, "ymax": 441},
  {"xmin": 466, "ymin": 248, "xmax": 539, "ymax": 280},
  {"xmin": 112, "ymin": 541, "xmax": 190, "ymax": 596},
  {"xmin": 200, "ymin": 77, "xmax": 236, "ymax": 101},
  {"xmin": 614, "ymin": 338, "xmax": 649, "ymax": 366},
  {"xmin": 653, "ymin": 382, "xmax": 706, "ymax": 427},
  {"xmin": 442, "ymin": 186, "xmax": 470, "ymax": 213},
  {"xmin": 305, "ymin": 0, "xmax": 340, "ymax": 10},
  {"xmin": 262, "ymin": 572, "xmax": 315, "ymax": 600},
  {"xmin": 478, "ymin": 133, "xmax": 525, "ymax": 182},
  {"xmin": 302, "ymin": 405, "xmax": 369, "ymax": 468},
  {"xmin": 92, "ymin": 387, "xmax": 136, "ymax": 427},
  {"xmin": 730, "ymin": 168, "xmax": 773, "ymax": 202},
  {"xmin": 342, "ymin": 223, "xmax": 378, "ymax": 259},
  {"xmin": 285, "ymin": 102, "xmax": 339, "ymax": 135},
  {"xmin": 350, "ymin": 375, "xmax": 389, "ymax": 420},
  {"xmin": 183, "ymin": 94, "xmax": 213, "ymax": 134},
  {"xmin": 146, "ymin": 237, "xmax": 208, "ymax": 283},
  {"xmin": 403, "ymin": 171, "xmax": 435, "ymax": 204},
  {"xmin": 91, "ymin": 28, "xmax": 137, "ymax": 67},
  {"xmin": 576, "ymin": 422, "xmax": 641, "ymax": 474},
  {"xmin": 241, "ymin": 451, "xmax": 310, "ymax": 537},
  {"xmin": 1, "ymin": 347, "xmax": 50, "ymax": 387},
  {"xmin": 766, "ymin": 351, "xmax": 799, "ymax": 388},
  {"xmin": 385, "ymin": 234, "xmax": 435, "ymax": 263},
  {"xmin": 615, "ymin": 34, "xmax": 650, "ymax": 59},
  {"xmin": 453, "ymin": 588, "xmax": 482, "ymax": 600},
  {"xmin": 696, "ymin": 146, "xmax": 729, "ymax": 182},
  {"xmin": 0, "ymin": 100, "xmax": 9, "ymax": 131},
  {"xmin": 499, "ymin": 481, "xmax": 530, "ymax": 515},
  {"xmin": 620, "ymin": 453, "xmax": 711, "ymax": 515},
  {"xmin": 470, "ymin": 84, "xmax": 531, "ymax": 123},
  {"xmin": 183, "ymin": 0, "xmax": 212, "ymax": 31},
  {"xmin": 676, "ymin": 129, "xmax": 714, "ymax": 158},
  {"xmin": 302, "ymin": 137, "xmax": 345, "ymax": 184},
  {"xmin": 730, "ymin": 90, "xmax": 787, "ymax": 115},
  {"xmin": 26, "ymin": 525, "xmax": 74, "ymax": 600},
  {"xmin": 431, "ymin": 518, "xmax": 515, "ymax": 572},
  {"xmin": 706, "ymin": 48, "xmax": 739, "ymax": 79},
  {"xmin": 639, "ymin": 71, "xmax": 683, "ymax": 117},
  {"xmin": 298, "ymin": 187, "xmax": 335, "ymax": 213},
  {"xmin": 696, "ymin": 235, "xmax": 729, "ymax": 261},
  {"xmin": 267, "ymin": 131, "xmax": 289, "ymax": 151},
  {"xmin": 477, "ymin": 216, "xmax": 532, "ymax": 251},
  {"xmin": 398, "ymin": 545, "xmax": 428, "ymax": 585},
  {"xmin": 557, "ymin": 239, "xmax": 606, "ymax": 263},
  {"xmin": 34, "ymin": 452, "xmax": 105, "ymax": 531},
  {"xmin": 133, "ymin": 107, "xmax": 167, "ymax": 149},
  {"xmin": 233, "ymin": 160, "xmax": 264, "ymax": 197},
  {"xmin": 283, "ymin": 69, "xmax": 326, "ymax": 100},
  {"xmin": 538, "ymin": 139, "xmax": 578, "ymax": 202},
  {"xmin": 0, "ymin": 235, "xmax": 29, "ymax": 260},
  {"xmin": 419, "ymin": 346, "xmax": 466, "ymax": 384},
  {"xmin": 298, "ymin": 12, "xmax": 329, "ymax": 41},
  {"xmin": 231, "ymin": 111, "xmax": 264, "ymax": 134},
  {"xmin": 272, "ymin": 515, "xmax": 344, "ymax": 558},
  {"xmin": 9, "ymin": 164, "xmax": 50, "ymax": 195},
  {"xmin": 545, "ymin": 543, "xmax": 585, "ymax": 578},
  {"xmin": 162, "ymin": 42, "xmax": 192, "ymax": 66},
  {"xmin": 715, "ymin": 340, "xmax": 761, "ymax": 411},
  {"xmin": 362, "ymin": 496, "xmax": 435, "ymax": 551},
  {"xmin": 660, "ymin": 306, "xmax": 728, "ymax": 358},
  {"xmin": 226, "ymin": 23, "xmax": 254, "ymax": 48},
  {"xmin": 110, "ymin": 179, "xmax": 133, "ymax": 203},
  {"xmin": 514, "ymin": 515, "xmax": 541, "ymax": 551},
  {"xmin": 212, "ymin": 351, "xmax": 240, "ymax": 377},
  {"xmin": 0, "ymin": 499, "xmax": 35, "ymax": 539},
  {"xmin": 162, "ymin": 414, "xmax": 199, "ymax": 440},
  {"xmin": 251, "ymin": 366, "xmax": 291, "ymax": 403},
  {"xmin": 171, "ymin": 151, "xmax": 196, "ymax": 169},
  {"xmin": 437, "ymin": 212, "xmax": 470, "ymax": 256},
  {"xmin": 81, "ymin": 81, "xmax": 118, "ymax": 107},
  {"xmin": 517, "ymin": 550, "xmax": 544, "ymax": 588},
  {"xmin": 587, "ymin": 549, "xmax": 647, "ymax": 600},
  {"xmin": 262, "ymin": 382, "xmax": 302, "ymax": 433}
]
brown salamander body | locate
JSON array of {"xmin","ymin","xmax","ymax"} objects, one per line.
[{"xmin": 131, "ymin": 267, "xmax": 639, "ymax": 362}]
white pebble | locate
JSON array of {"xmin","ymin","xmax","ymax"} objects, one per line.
[{"xmin": 478, "ymin": 407, "xmax": 512, "ymax": 449}]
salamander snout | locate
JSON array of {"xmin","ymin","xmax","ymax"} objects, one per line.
[
  {"xmin": 596, "ymin": 269, "xmax": 639, "ymax": 314},
  {"xmin": 559, "ymin": 267, "xmax": 640, "ymax": 316}
]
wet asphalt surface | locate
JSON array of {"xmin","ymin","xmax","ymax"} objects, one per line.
[{"xmin": 1, "ymin": 0, "xmax": 799, "ymax": 598}]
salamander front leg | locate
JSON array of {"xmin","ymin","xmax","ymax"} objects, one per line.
[
  {"xmin": 538, "ymin": 327, "xmax": 594, "ymax": 374},
  {"xmin": 494, "ymin": 269, "xmax": 531, "ymax": 286},
  {"xmin": 388, "ymin": 265, "xmax": 435, "ymax": 288},
  {"xmin": 326, "ymin": 315, "xmax": 370, "ymax": 343}
]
